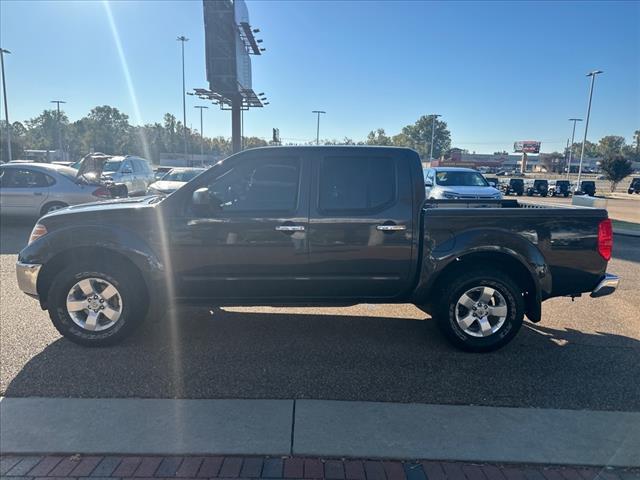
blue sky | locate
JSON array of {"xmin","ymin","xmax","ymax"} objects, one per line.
[{"xmin": 1, "ymin": 0, "xmax": 639, "ymax": 153}]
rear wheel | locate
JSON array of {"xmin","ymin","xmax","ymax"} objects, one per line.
[
  {"xmin": 41, "ymin": 202, "xmax": 68, "ymax": 216},
  {"xmin": 47, "ymin": 262, "xmax": 148, "ymax": 346},
  {"xmin": 433, "ymin": 269, "xmax": 524, "ymax": 352}
]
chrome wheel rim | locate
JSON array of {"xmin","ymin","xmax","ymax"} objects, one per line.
[
  {"xmin": 455, "ymin": 286, "xmax": 508, "ymax": 338},
  {"xmin": 66, "ymin": 278, "xmax": 123, "ymax": 332}
]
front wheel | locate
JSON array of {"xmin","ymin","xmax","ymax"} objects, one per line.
[
  {"xmin": 433, "ymin": 269, "xmax": 525, "ymax": 352},
  {"xmin": 47, "ymin": 262, "xmax": 148, "ymax": 346}
]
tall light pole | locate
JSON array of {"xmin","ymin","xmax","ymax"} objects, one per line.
[
  {"xmin": 566, "ymin": 118, "xmax": 582, "ymax": 180},
  {"xmin": 312, "ymin": 110, "xmax": 326, "ymax": 145},
  {"xmin": 429, "ymin": 114, "xmax": 441, "ymax": 161},
  {"xmin": 194, "ymin": 105, "xmax": 208, "ymax": 162},
  {"xmin": 177, "ymin": 35, "xmax": 189, "ymax": 158},
  {"xmin": 50, "ymin": 100, "xmax": 66, "ymax": 155},
  {"xmin": 1, "ymin": 48, "xmax": 11, "ymax": 162},
  {"xmin": 577, "ymin": 70, "xmax": 603, "ymax": 189}
]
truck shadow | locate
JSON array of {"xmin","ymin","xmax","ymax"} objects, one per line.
[
  {"xmin": 4, "ymin": 307, "xmax": 639, "ymax": 411},
  {"xmin": 0, "ymin": 218, "xmax": 34, "ymax": 254}
]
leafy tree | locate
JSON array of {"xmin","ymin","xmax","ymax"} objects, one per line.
[
  {"xmin": 539, "ymin": 152, "xmax": 565, "ymax": 173},
  {"xmin": 243, "ymin": 136, "xmax": 268, "ymax": 150},
  {"xmin": 85, "ymin": 105, "xmax": 132, "ymax": 154},
  {"xmin": 597, "ymin": 135, "xmax": 625, "ymax": 158},
  {"xmin": 366, "ymin": 128, "xmax": 392, "ymax": 146},
  {"xmin": 393, "ymin": 115, "xmax": 451, "ymax": 160},
  {"xmin": 570, "ymin": 140, "xmax": 598, "ymax": 158},
  {"xmin": 0, "ymin": 120, "xmax": 26, "ymax": 160},
  {"xmin": 25, "ymin": 109, "xmax": 69, "ymax": 151},
  {"xmin": 600, "ymin": 154, "xmax": 633, "ymax": 192}
]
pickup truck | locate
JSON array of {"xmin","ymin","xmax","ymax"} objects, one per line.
[{"xmin": 16, "ymin": 146, "xmax": 619, "ymax": 352}]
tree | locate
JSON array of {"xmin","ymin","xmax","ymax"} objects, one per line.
[
  {"xmin": 366, "ymin": 128, "xmax": 392, "ymax": 146},
  {"xmin": 24, "ymin": 109, "xmax": 69, "ymax": 151},
  {"xmin": 85, "ymin": 105, "xmax": 132, "ymax": 154},
  {"xmin": 600, "ymin": 154, "xmax": 633, "ymax": 192},
  {"xmin": 597, "ymin": 135, "xmax": 625, "ymax": 158},
  {"xmin": 393, "ymin": 115, "xmax": 451, "ymax": 160},
  {"xmin": 539, "ymin": 152, "xmax": 565, "ymax": 173},
  {"xmin": 570, "ymin": 140, "xmax": 598, "ymax": 158}
]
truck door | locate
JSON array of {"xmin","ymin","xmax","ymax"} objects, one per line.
[
  {"xmin": 166, "ymin": 151, "xmax": 311, "ymax": 300},
  {"xmin": 307, "ymin": 152, "xmax": 415, "ymax": 299}
]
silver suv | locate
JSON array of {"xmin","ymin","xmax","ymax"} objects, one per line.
[
  {"xmin": 101, "ymin": 156, "xmax": 155, "ymax": 196},
  {"xmin": 424, "ymin": 167, "xmax": 503, "ymax": 199}
]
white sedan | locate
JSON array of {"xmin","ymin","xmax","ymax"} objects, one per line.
[{"xmin": 146, "ymin": 167, "xmax": 205, "ymax": 195}]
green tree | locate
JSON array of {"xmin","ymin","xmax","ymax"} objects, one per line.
[
  {"xmin": 366, "ymin": 128, "xmax": 392, "ymax": 146},
  {"xmin": 597, "ymin": 135, "xmax": 625, "ymax": 158},
  {"xmin": 24, "ymin": 109, "xmax": 69, "ymax": 151},
  {"xmin": 393, "ymin": 115, "xmax": 451, "ymax": 160},
  {"xmin": 570, "ymin": 140, "xmax": 598, "ymax": 158},
  {"xmin": 539, "ymin": 152, "xmax": 565, "ymax": 173},
  {"xmin": 600, "ymin": 154, "xmax": 633, "ymax": 192},
  {"xmin": 84, "ymin": 105, "xmax": 132, "ymax": 154}
]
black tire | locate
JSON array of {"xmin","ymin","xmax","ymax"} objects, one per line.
[
  {"xmin": 564, "ymin": 193, "xmax": 569, "ymax": 197},
  {"xmin": 40, "ymin": 202, "xmax": 68, "ymax": 216},
  {"xmin": 542, "ymin": 192, "xmax": 548, "ymax": 197},
  {"xmin": 47, "ymin": 262, "xmax": 148, "ymax": 346},
  {"xmin": 517, "ymin": 192, "xmax": 523, "ymax": 196},
  {"xmin": 433, "ymin": 269, "xmax": 525, "ymax": 352}
]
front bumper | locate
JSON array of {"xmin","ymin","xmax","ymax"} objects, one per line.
[
  {"xmin": 590, "ymin": 273, "xmax": 620, "ymax": 298},
  {"xmin": 16, "ymin": 261, "xmax": 42, "ymax": 297}
]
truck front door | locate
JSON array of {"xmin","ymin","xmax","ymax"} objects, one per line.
[{"xmin": 307, "ymin": 152, "xmax": 416, "ymax": 299}]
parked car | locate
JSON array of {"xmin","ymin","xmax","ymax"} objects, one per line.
[
  {"xmin": 16, "ymin": 146, "xmax": 618, "ymax": 353},
  {"xmin": 627, "ymin": 177, "xmax": 640, "ymax": 194},
  {"xmin": 424, "ymin": 167, "xmax": 502, "ymax": 199},
  {"xmin": 525, "ymin": 179, "xmax": 549, "ymax": 197},
  {"xmin": 576, "ymin": 180, "xmax": 596, "ymax": 196},
  {"xmin": 147, "ymin": 167, "xmax": 205, "ymax": 195},
  {"xmin": 501, "ymin": 178, "xmax": 525, "ymax": 196},
  {"xmin": 548, "ymin": 180, "xmax": 571, "ymax": 197},
  {"xmin": 483, "ymin": 176, "xmax": 499, "ymax": 188},
  {"xmin": 0, "ymin": 162, "xmax": 111, "ymax": 217}
]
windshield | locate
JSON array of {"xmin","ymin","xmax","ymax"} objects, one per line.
[
  {"xmin": 161, "ymin": 169, "xmax": 203, "ymax": 182},
  {"xmin": 103, "ymin": 160, "xmax": 123, "ymax": 172},
  {"xmin": 435, "ymin": 171, "xmax": 489, "ymax": 186}
]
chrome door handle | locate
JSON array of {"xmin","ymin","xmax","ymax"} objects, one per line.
[
  {"xmin": 275, "ymin": 225, "xmax": 305, "ymax": 232},
  {"xmin": 376, "ymin": 224, "xmax": 406, "ymax": 231}
]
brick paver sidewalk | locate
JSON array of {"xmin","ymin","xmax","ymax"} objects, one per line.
[{"xmin": 1, "ymin": 456, "xmax": 638, "ymax": 480}]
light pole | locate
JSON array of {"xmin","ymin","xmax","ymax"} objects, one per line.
[
  {"xmin": 312, "ymin": 110, "xmax": 326, "ymax": 145},
  {"xmin": 577, "ymin": 70, "xmax": 603, "ymax": 190},
  {"xmin": 194, "ymin": 105, "xmax": 208, "ymax": 162},
  {"xmin": 429, "ymin": 114, "xmax": 441, "ymax": 161},
  {"xmin": 177, "ymin": 35, "xmax": 189, "ymax": 158},
  {"xmin": 566, "ymin": 118, "xmax": 582, "ymax": 179},
  {"xmin": 1, "ymin": 48, "xmax": 11, "ymax": 162},
  {"xmin": 50, "ymin": 100, "xmax": 67, "ymax": 156}
]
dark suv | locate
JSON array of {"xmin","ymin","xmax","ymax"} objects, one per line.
[
  {"xmin": 549, "ymin": 180, "xmax": 571, "ymax": 197},
  {"xmin": 526, "ymin": 179, "xmax": 549, "ymax": 197},
  {"xmin": 628, "ymin": 177, "xmax": 640, "ymax": 194},
  {"xmin": 577, "ymin": 180, "xmax": 596, "ymax": 196},
  {"xmin": 501, "ymin": 178, "xmax": 524, "ymax": 196}
]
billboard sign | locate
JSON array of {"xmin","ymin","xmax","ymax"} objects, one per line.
[
  {"xmin": 203, "ymin": 0, "xmax": 238, "ymax": 96},
  {"xmin": 514, "ymin": 141, "xmax": 541, "ymax": 154}
]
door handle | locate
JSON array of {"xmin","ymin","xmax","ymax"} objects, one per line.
[
  {"xmin": 33, "ymin": 192, "xmax": 43, "ymax": 196},
  {"xmin": 376, "ymin": 224, "xmax": 406, "ymax": 231},
  {"xmin": 275, "ymin": 225, "xmax": 305, "ymax": 232}
]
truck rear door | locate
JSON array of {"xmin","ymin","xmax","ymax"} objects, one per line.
[{"xmin": 307, "ymin": 151, "xmax": 415, "ymax": 299}]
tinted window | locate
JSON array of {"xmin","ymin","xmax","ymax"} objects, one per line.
[
  {"xmin": 319, "ymin": 156, "xmax": 396, "ymax": 212},
  {"xmin": 1, "ymin": 168, "xmax": 51, "ymax": 188},
  {"xmin": 435, "ymin": 171, "xmax": 488, "ymax": 186},
  {"xmin": 131, "ymin": 160, "xmax": 141, "ymax": 172},
  {"xmin": 103, "ymin": 160, "xmax": 122, "ymax": 172},
  {"xmin": 207, "ymin": 156, "xmax": 300, "ymax": 212},
  {"xmin": 163, "ymin": 169, "xmax": 203, "ymax": 182}
]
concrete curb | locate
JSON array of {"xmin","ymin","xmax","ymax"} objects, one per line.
[{"xmin": 1, "ymin": 397, "xmax": 639, "ymax": 467}]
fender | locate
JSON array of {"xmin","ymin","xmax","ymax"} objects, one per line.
[{"xmin": 412, "ymin": 227, "xmax": 551, "ymax": 320}]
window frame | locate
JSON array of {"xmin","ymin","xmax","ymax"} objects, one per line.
[
  {"xmin": 316, "ymin": 155, "xmax": 398, "ymax": 216},
  {"xmin": 1, "ymin": 167, "xmax": 53, "ymax": 189}
]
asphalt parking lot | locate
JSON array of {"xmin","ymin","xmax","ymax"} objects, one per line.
[{"xmin": 1, "ymin": 218, "xmax": 639, "ymax": 412}]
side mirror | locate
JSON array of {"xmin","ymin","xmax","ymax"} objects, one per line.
[
  {"xmin": 489, "ymin": 181, "xmax": 497, "ymax": 187},
  {"xmin": 424, "ymin": 180, "xmax": 433, "ymax": 187},
  {"xmin": 192, "ymin": 187, "xmax": 209, "ymax": 205}
]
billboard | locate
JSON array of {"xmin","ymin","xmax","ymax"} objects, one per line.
[
  {"xmin": 514, "ymin": 141, "xmax": 541, "ymax": 154},
  {"xmin": 203, "ymin": 0, "xmax": 238, "ymax": 96}
]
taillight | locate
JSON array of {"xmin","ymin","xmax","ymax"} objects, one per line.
[
  {"xmin": 92, "ymin": 186, "xmax": 111, "ymax": 198},
  {"xmin": 28, "ymin": 223, "xmax": 48, "ymax": 245},
  {"xmin": 597, "ymin": 218, "xmax": 613, "ymax": 261}
]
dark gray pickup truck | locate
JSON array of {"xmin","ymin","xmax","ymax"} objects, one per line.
[{"xmin": 16, "ymin": 146, "xmax": 619, "ymax": 352}]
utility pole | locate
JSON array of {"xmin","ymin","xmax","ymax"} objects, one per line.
[
  {"xmin": 50, "ymin": 100, "xmax": 67, "ymax": 156},
  {"xmin": 1, "ymin": 48, "xmax": 12, "ymax": 162},
  {"xmin": 566, "ymin": 118, "xmax": 582, "ymax": 180},
  {"xmin": 312, "ymin": 110, "xmax": 326, "ymax": 145},
  {"xmin": 177, "ymin": 36, "xmax": 189, "ymax": 158},
  {"xmin": 194, "ymin": 105, "xmax": 208, "ymax": 163},
  {"xmin": 429, "ymin": 114, "xmax": 441, "ymax": 161},
  {"xmin": 577, "ymin": 70, "xmax": 603, "ymax": 191}
]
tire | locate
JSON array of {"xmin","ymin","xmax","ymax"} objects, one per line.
[
  {"xmin": 517, "ymin": 192, "xmax": 523, "ymax": 196},
  {"xmin": 564, "ymin": 193, "xmax": 569, "ymax": 197},
  {"xmin": 433, "ymin": 269, "xmax": 525, "ymax": 352},
  {"xmin": 40, "ymin": 202, "xmax": 68, "ymax": 216},
  {"xmin": 47, "ymin": 262, "xmax": 148, "ymax": 346},
  {"xmin": 542, "ymin": 192, "xmax": 548, "ymax": 197}
]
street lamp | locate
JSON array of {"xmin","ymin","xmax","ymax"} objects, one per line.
[
  {"xmin": 576, "ymin": 70, "xmax": 603, "ymax": 190},
  {"xmin": 194, "ymin": 105, "xmax": 208, "ymax": 162},
  {"xmin": 177, "ymin": 35, "xmax": 189, "ymax": 158},
  {"xmin": 1, "ymin": 48, "xmax": 11, "ymax": 162},
  {"xmin": 50, "ymin": 100, "xmax": 67, "ymax": 156},
  {"xmin": 429, "ymin": 114, "xmax": 441, "ymax": 161},
  {"xmin": 566, "ymin": 118, "xmax": 582, "ymax": 179},
  {"xmin": 312, "ymin": 110, "xmax": 326, "ymax": 145}
]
